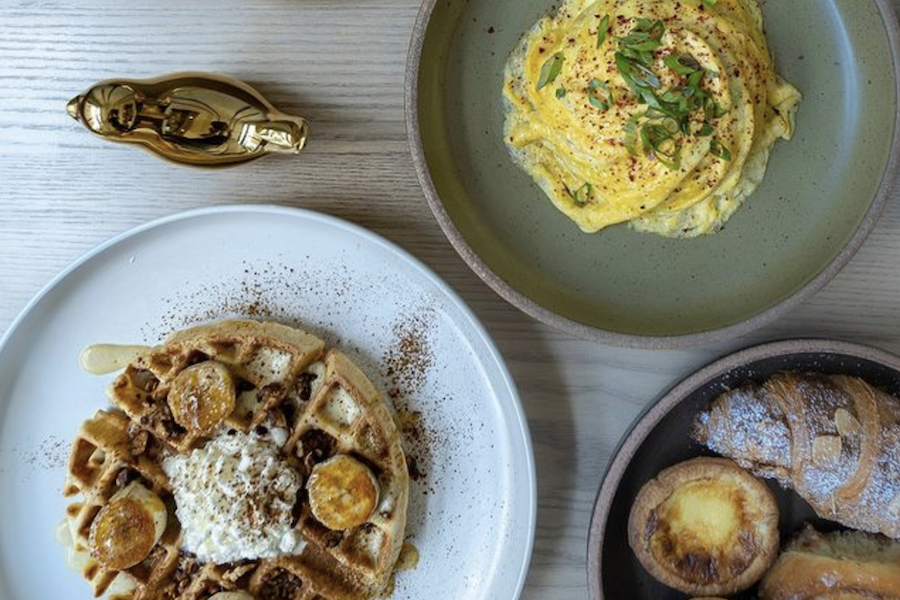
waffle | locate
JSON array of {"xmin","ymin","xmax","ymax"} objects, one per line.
[{"xmin": 62, "ymin": 320, "xmax": 410, "ymax": 600}]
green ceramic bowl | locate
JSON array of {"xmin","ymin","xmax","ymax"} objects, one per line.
[{"xmin": 406, "ymin": 0, "xmax": 900, "ymax": 348}]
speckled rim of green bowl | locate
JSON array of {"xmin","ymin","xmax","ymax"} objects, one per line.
[{"xmin": 404, "ymin": 0, "xmax": 900, "ymax": 349}]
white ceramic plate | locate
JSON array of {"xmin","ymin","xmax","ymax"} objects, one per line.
[{"xmin": 0, "ymin": 205, "xmax": 535, "ymax": 600}]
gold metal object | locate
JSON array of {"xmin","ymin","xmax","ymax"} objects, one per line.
[{"xmin": 66, "ymin": 72, "xmax": 309, "ymax": 167}]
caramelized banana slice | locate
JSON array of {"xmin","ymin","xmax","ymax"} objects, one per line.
[
  {"xmin": 89, "ymin": 481, "xmax": 167, "ymax": 570},
  {"xmin": 308, "ymin": 454, "xmax": 379, "ymax": 531},
  {"xmin": 167, "ymin": 361, "xmax": 236, "ymax": 434}
]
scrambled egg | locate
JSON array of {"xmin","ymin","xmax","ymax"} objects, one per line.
[{"xmin": 502, "ymin": 0, "xmax": 801, "ymax": 237}]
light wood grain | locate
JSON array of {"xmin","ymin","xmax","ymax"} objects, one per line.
[{"xmin": 2, "ymin": 1, "xmax": 900, "ymax": 598}]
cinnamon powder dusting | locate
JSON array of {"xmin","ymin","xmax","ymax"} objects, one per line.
[
  {"xmin": 145, "ymin": 261, "xmax": 440, "ymax": 494},
  {"xmin": 0, "ymin": 436, "xmax": 70, "ymax": 474},
  {"xmin": 382, "ymin": 310, "xmax": 437, "ymax": 488},
  {"xmin": 383, "ymin": 312, "xmax": 434, "ymax": 399}
]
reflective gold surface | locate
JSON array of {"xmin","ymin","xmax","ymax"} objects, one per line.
[{"xmin": 67, "ymin": 72, "xmax": 309, "ymax": 167}]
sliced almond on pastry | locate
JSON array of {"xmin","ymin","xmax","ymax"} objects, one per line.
[
  {"xmin": 834, "ymin": 408, "xmax": 861, "ymax": 437},
  {"xmin": 812, "ymin": 435, "xmax": 843, "ymax": 468}
]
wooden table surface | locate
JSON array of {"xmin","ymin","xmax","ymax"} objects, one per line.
[{"xmin": 2, "ymin": 1, "xmax": 900, "ymax": 598}]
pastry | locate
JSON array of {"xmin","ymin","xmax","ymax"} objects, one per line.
[
  {"xmin": 760, "ymin": 524, "xmax": 900, "ymax": 600},
  {"xmin": 627, "ymin": 457, "xmax": 780, "ymax": 595},
  {"xmin": 692, "ymin": 372, "xmax": 900, "ymax": 538},
  {"xmin": 60, "ymin": 319, "xmax": 409, "ymax": 600}
]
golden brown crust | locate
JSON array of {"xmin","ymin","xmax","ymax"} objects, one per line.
[
  {"xmin": 694, "ymin": 372, "xmax": 900, "ymax": 539},
  {"xmin": 286, "ymin": 349, "xmax": 409, "ymax": 591},
  {"xmin": 627, "ymin": 457, "xmax": 779, "ymax": 595},
  {"xmin": 108, "ymin": 319, "xmax": 326, "ymax": 453},
  {"xmin": 64, "ymin": 320, "xmax": 409, "ymax": 600},
  {"xmin": 760, "ymin": 525, "xmax": 900, "ymax": 600}
]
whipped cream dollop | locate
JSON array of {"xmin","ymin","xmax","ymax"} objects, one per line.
[{"xmin": 162, "ymin": 428, "xmax": 305, "ymax": 564}]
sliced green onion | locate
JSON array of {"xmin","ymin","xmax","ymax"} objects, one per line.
[
  {"xmin": 661, "ymin": 117, "xmax": 680, "ymax": 135},
  {"xmin": 589, "ymin": 78, "xmax": 616, "ymax": 106},
  {"xmin": 709, "ymin": 139, "xmax": 732, "ymax": 160},
  {"xmin": 617, "ymin": 19, "xmax": 665, "ymax": 65},
  {"xmin": 613, "ymin": 18, "xmax": 726, "ymax": 170},
  {"xmin": 567, "ymin": 182, "xmax": 593, "ymax": 205},
  {"xmin": 633, "ymin": 63, "xmax": 661, "ymax": 89},
  {"xmin": 596, "ymin": 14, "xmax": 610, "ymax": 48},
  {"xmin": 642, "ymin": 124, "xmax": 678, "ymax": 156},
  {"xmin": 600, "ymin": 81, "xmax": 616, "ymax": 105},
  {"xmin": 537, "ymin": 53, "xmax": 564, "ymax": 90},
  {"xmin": 687, "ymin": 69, "xmax": 704, "ymax": 88},
  {"xmin": 615, "ymin": 51, "xmax": 639, "ymax": 93},
  {"xmin": 664, "ymin": 54, "xmax": 701, "ymax": 76},
  {"xmin": 624, "ymin": 113, "xmax": 642, "ymax": 155},
  {"xmin": 556, "ymin": 87, "xmax": 566, "ymax": 98},
  {"xmin": 589, "ymin": 96, "xmax": 608, "ymax": 111},
  {"xmin": 642, "ymin": 126, "xmax": 682, "ymax": 169},
  {"xmin": 634, "ymin": 19, "xmax": 665, "ymax": 40},
  {"xmin": 629, "ymin": 39, "xmax": 663, "ymax": 53}
]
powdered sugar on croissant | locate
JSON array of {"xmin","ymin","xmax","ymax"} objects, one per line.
[{"xmin": 693, "ymin": 372, "xmax": 900, "ymax": 539}]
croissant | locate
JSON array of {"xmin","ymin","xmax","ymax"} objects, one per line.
[
  {"xmin": 692, "ymin": 372, "xmax": 900, "ymax": 539},
  {"xmin": 760, "ymin": 525, "xmax": 900, "ymax": 600}
]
